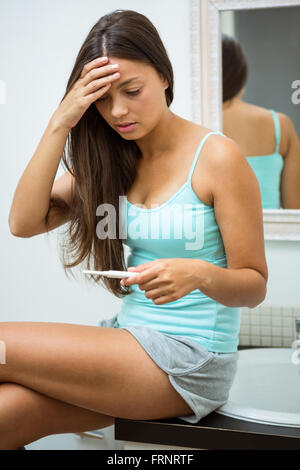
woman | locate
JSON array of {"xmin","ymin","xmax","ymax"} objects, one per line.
[
  {"xmin": 6, "ymin": 10, "xmax": 268, "ymax": 449},
  {"xmin": 222, "ymin": 34, "xmax": 300, "ymax": 209}
]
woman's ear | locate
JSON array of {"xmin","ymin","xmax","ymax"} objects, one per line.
[
  {"xmin": 158, "ymin": 72, "xmax": 169, "ymax": 91},
  {"xmin": 163, "ymin": 77, "xmax": 169, "ymax": 90}
]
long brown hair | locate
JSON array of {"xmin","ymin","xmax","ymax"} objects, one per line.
[
  {"xmin": 222, "ymin": 34, "xmax": 248, "ymax": 103},
  {"xmin": 46, "ymin": 9, "xmax": 174, "ymax": 298}
]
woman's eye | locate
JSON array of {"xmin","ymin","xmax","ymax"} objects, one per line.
[
  {"xmin": 96, "ymin": 89, "xmax": 140, "ymax": 103},
  {"xmin": 126, "ymin": 89, "xmax": 140, "ymax": 96}
]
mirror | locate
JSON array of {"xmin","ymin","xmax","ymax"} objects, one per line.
[
  {"xmin": 221, "ymin": 8, "xmax": 300, "ymax": 210},
  {"xmin": 190, "ymin": 0, "xmax": 300, "ymax": 240}
]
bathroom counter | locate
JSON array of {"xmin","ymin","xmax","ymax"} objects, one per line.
[{"xmin": 115, "ymin": 412, "xmax": 300, "ymax": 450}]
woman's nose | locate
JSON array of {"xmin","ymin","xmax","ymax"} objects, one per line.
[{"xmin": 111, "ymin": 99, "xmax": 128, "ymax": 119}]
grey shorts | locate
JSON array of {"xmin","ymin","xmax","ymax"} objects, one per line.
[{"xmin": 98, "ymin": 314, "xmax": 238, "ymax": 424}]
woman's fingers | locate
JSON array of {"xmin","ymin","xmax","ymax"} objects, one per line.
[{"xmin": 80, "ymin": 56, "xmax": 108, "ymax": 79}]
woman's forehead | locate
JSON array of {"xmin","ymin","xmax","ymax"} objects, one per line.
[{"xmin": 108, "ymin": 57, "xmax": 152, "ymax": 74}]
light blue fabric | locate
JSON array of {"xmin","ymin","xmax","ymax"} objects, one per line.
[
  {"xmin": 116, "ymin": 131, "xmax": 241, "ymax": 353},
  {"xmin": 246, "ymin": 109, "xmax": 284, "ymax": 209}
]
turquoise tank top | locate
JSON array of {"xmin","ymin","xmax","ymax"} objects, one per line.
[
  {"xmin": 246, "ymin": 109, "xmax": 284, "ymax": 209},
  {"xmin": 116, "ymin": 131, "xmax": 241, "ymax": 353}
]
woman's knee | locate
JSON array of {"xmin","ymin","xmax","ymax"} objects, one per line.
[
  {"xmin": 0, "ymin": 383, "xmax": 114, "ymax": 449},
  {"xmin": 0, "ymin": 383, "xmax": 46, "ymax": 448}
]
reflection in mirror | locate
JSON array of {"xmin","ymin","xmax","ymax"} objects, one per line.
[{"xmin": 220, "ymin": 8, "xmax": 300, "ymax": 209}]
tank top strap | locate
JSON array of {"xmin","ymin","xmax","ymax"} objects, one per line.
[
  {"xmin": 187, "ymin": 131, "xmax": 224, "ymax": 183},
  {"xmin": 269, "ymin": 109, "xmax": 281, "ymax": 154}
]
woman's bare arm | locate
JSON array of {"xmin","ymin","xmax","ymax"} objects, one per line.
[
  {"xmin": 194, "ymin": 135, "xmax": 268, "ymax": 308},
  {"xmin": 8, "ymin": 117, "xmax": 72, "ymax": 238},
  {"xmin": 29, "ymin": 169, "xmax": 75, "ymax": 237},
  {"xmin": 280, "ymin": 114, "xmax": 300, "ymax": 209}
]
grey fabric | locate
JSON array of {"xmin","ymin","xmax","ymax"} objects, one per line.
[{"xmin": 99, "ymin": 314, "xmax": 238, "ymax": 424}]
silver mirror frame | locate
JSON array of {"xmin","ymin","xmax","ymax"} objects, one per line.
[{"xmin": 190, "ymin": 0, "xmax": 300, "ymax": 241}]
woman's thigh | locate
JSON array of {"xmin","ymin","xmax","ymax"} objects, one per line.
[
  {"xmin": 0, "ymin": 382, "xmax": 114, "ymax": 449},
  {"xmin": 0, "ymin": 322, "xmax": 192, "ymax": 420}
]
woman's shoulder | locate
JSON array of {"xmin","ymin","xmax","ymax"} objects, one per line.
[
  {"xmin": 182, "ymin": 119, "xmax": 244, "ymax": 163},
  {"xmin": 186, "ymin": 121, "xmax": 263, "ymax": 212},
  {"xmin": 245, "ymin": 107, "xmax": 291, "ymax": 157},
  {"xmin": 194, "ymin": 123, "xmax": 242, "ymax": 158},
  {"xmin": 186, "ymin": 122, "xmax": 245, "ymax": 200},
  {"xmin": 183, "ymin": 120, "xmax": 233, "ymax": 145},
  {"xmin": 181, "ymin": 123, "xmax": 240, "ymax": 175},
  {"xmin": 196, "ymin": 129, "xmax": 247, "ymax": 184}
]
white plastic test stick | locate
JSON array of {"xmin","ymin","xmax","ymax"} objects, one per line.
[{"xmin": 82, "ymin": 270, "xmax": 138, "ymax": 279}]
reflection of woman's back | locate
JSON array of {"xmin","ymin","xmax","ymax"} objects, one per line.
[
  {"xmin": 223, "ymin": 99, "xmax": 285, "ymax": 209},
  {"xmin": 222, "ymin": 34, "xmax": 300, "ymax": 209}
]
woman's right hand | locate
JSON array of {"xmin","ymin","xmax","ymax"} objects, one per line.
[{"xmin": 52, "ymin": 57, "xmax": 120, "ymax": 131}]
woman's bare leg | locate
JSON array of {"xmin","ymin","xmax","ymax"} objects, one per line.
[
  {"xmin": 0, "ymin": 321, "xmax": 192, "ymax": 422},
  {"xmin": 0, "ymin": 382, "xmax": 114, "ymax": 450}
]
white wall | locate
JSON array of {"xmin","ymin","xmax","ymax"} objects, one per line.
[{"xmin": 1, "ymin": 0, "xmax": 191, "ymax": 325}]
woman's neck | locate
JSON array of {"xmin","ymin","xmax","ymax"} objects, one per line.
[
  {"xmin": 223, "ymin": 97, "xmax": 243, "ymax": 111},
  {"xmin": 135, "ymin": 112, "xmax": 185, "ymax": 162},
  {"xmin": 223, "ymin": 88, "xmax": 246, "ymax": 111}
]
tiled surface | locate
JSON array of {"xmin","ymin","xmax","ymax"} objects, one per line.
[{"xmin": 239, "ymin": 305, "xmax": 300, "ymax": 348}]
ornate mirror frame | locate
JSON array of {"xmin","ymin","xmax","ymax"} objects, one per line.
[{"xmin": 190, "ymin": 0, "xmax": 300, "ymax": 241}]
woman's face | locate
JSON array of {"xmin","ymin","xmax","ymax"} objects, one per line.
[{"xmin": 94, "ymin": 57, "xmax": 169, "ymax": 140}]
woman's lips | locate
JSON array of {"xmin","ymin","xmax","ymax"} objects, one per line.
[{"xmin": 116, "ymin": 122, "xmax": 137, "ymax": 133}]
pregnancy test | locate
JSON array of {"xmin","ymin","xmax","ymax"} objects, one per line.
[{"xmin": 82, "ymin": 270, "xmax": 138, "ymax": 279}]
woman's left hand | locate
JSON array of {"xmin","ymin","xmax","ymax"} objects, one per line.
[{"xmin": 120, "ymin": 258, "xmax": 202, "ymax": 305}]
